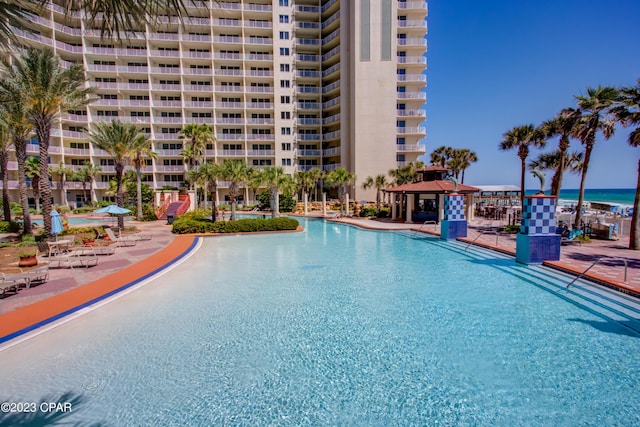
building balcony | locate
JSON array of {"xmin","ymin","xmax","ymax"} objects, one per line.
[
  {"xmin": 397, "ymin": 74, "xmax": 427, "ymax": 83},
  {"xmin": 397, "ymin": 56, "xmax": 427, "ymax": 65},
  {"xmin": 247, "ymin": 134, "xmax": 275, "ymax": 141},
  {"xmin": 298, "ymin": 102, "xmax": 320, "ymax": 110},
  {"xmin": 297, "ymin": 134, "xmax": 321, "ymax": 141},
  {"xmin": 397, "ymin": 126, "xmax": 426, "ymax": 135},
  {"xmin": 397, "ymin": 1, "xmax": 428, "ymax": 11},
  {"xmin": 247, "ymin": 150, "xmax": 274, "ymax": 157},
  {"xmin": 323, "ymin": 163, "xmax": 341, "ymax": 172},
  {"xmin": 154, "ymin": 149, "xmax": 183, "ymax": 156},
  {"xmin": 322, "ymin": 114, "xmax": 341, "ymax": 125},
  {"xmin": 322, "ymin": 147, "xmax": 341, "ymax": 157},
  {"xmin": 396, "ymin": 92, "xmax": 426, "ymax": 101},
  {"xmin": 154, "ymin": 134, "xmax": 181, "ymax": 140},
  {"xmin": 218, "ymin": 150, "xmax": 246, "ymax": 157},
  {"xmin": 396, "ymin": 144, "xmax": 426, "ymax": 153},
  {"xmin": 297, "ymin": 70, "xmax": 321, "ymax": 79},
  {"xmin": 322, "ymin": 130, "xmax": 340, "ymax": 141},
  {"xmin": 298, "ymin": 118, "xmax": 321, "ymax": 126},
  {"xmin": 64, "ymin": 148, "xmax": 91, "ymax": 156},
  {"xmin": 156, "ymin": 165, "xmax": 185, "ymax": 172},
  {"xmin": 397, "ymin": 109, "xmax": 426, "ymax": 118},
  {"xmin": 397, "ymin": 20, "xmax": 427, "ymax": 28},
  {"xmin": 155, "ymin": 117, "xmax": 184, "ymax": 124},
  {"xmin": 298, "ymin": 149, "xmax": 321, "ymax": 157}
]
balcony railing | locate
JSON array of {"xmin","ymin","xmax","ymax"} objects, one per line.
[{"xmin": 396, "ymin": 144, "xmax": 426, "ymax": 152}]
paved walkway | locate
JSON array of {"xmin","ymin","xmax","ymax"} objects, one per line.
[{"xmin": 0, "ymin": 219, "xmax": 178, "ymax": 315}]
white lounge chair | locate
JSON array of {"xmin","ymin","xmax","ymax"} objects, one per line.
[{"xmin": 104, "ymin": 228, "xmax": 137, "ymax": 247}]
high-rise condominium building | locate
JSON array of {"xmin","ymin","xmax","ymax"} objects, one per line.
[{"xmin": 4, "ymin": 0, "xmax": 427, "ymax": 206}]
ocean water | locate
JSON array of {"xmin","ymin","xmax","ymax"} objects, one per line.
[{"xmin": 526, "ymin": 188, "xmax": 635, "ymax": 208}]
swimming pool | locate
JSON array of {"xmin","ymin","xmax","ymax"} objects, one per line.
[
  {"xmin": 30, "ymin": 217, "xmax": 131, "ymax": 226},
  {"xmin": 1, "ymin": 218, "xmax": 639, "ymax": 425}
]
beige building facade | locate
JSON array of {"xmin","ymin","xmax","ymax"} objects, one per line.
[{"xmin": 2, "ymin": 0, "xmax": 427, "ymax": 206}]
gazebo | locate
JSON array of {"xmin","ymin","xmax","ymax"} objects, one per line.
[{"xmin": 384, "ymin": 166, "xmax": 479, "ymax": 223}]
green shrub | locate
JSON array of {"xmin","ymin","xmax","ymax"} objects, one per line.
[
  {"xmin": 359, "ymin": 207, "xmax": 377, "ymax": 217},
  {"xmin": 0, "ymin": 221, "xmax": 21, "ymax": 233},
  {"xmin": 172, "ymin": 217, "xmax": 299, "ymax": 234},
  {"xmin": 142, "ymin": 204, "xmax": 158, "ymax": 221},
  {"xmin": 54, "ymin": 205, "xmax": 72, "ymax": 214},
  {"xmin": 504, "ymin": 224, "xmax": 521, "ymax": 234},
  {"xmin": 73, "ymin": 206, "xmax": 95, "ymax": 214},
  {"xmin": 256, "ymin": 191, "xmax": 296, "ymax": 212},
  {"xmin": 377, "ymin": 208, "xmax": 390, "ymax": 218}
]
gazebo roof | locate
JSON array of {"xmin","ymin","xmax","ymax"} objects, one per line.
[{"xmin": 385, "ymin": 180, "xmax": 480, "ymax": 194}]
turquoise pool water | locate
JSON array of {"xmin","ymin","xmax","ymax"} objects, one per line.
[{"xmin": 1, "ymin": 219, "xmax": 639, "ymax": 425}]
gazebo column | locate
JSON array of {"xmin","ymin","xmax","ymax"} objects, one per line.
[
  {"xmin": 390, "ymin": 194, "xmax": 397, "ymax": 219},
  {"xmin": 405, "ymin": 194, "xmax": 414, "ymax": 223},
  {"xmin": 322, "ymin": 193, "xmax": 327, "ymax": 216},
  {"xmin": 516, "ymin": 196, "xmax": 560, "ymax": 264},
  {"xmin": 440, "ymin": 193, "xmax": 467, "ymax": 240}
]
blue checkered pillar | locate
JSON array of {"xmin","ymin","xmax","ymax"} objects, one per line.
[
  {"xmin": 516, "ymin": 196, "xmax": 561, "ymax": 264},
  {"xmin": 440, "ymin": 194, "xmax": 467, "ymax": 240}
]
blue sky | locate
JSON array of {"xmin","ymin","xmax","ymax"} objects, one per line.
[{"xmin": 423, "ymin": 0, "xmax": 640, "ymax": 189}]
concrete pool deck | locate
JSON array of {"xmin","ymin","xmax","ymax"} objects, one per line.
[{"xmin": 1, "ymin": 215, "xmax": 639, "ymax": 345}]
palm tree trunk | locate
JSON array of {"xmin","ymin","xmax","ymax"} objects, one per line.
[
  {"xmin": 0, "ymin": 151, "xmax": 11, "ymax": 221},
  {"xmin": 36, "ymin": 122, "xmax": 53, "ymax": 236},
  {"xmin": 115, "ymin": 165, "xmax": 125, "ymax": 230},
  {"xmin": 630, "ymin": 157, "xmax": 640, "ymax": 250},
  {"xmin": 136, "ymin": 167, "xmax": 142, "ymax": 221},
  {"xmin": 520, "ymin": 156, "xmax": 526, "ymax": 207},
  {"xmin": 574, "ymin": 143, "xmax": 593, "ymax": 228},
  {"xmin": 15, "ymin": 141, "xmax": 32, "ymax": 234},
  {"xmin": 461, "ymin": 169, "xmax": 466, "ymax": 184},
  {"xmin": 32, "ymin": 177, "xmax": 40, "ymax": 214},
  {"xmin": 81, "ymin": 182, "xmax": 87, "ymax": 205},
  {"xmin": 210, "ymin": 183, "xmax": 217, "ymax": 222},
  {"xmin": 59, "ymin": 175, "xmax": 67, "ymax": 206},
  {"xmin": 376, "ymin": 189, "xmax": 381, "ymax": 213},
  {"xmin": 89, "ymin": 178, "xmax": 96, "ymax": 206}
]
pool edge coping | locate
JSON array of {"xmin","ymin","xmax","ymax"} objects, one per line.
[{"xmin": 0, "ymin": 235, "xmax": 198, "ymax": 347}]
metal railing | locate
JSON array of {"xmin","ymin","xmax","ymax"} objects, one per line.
[
  {"xmin": 566, "ymin": 257, "xmax": 629, "ymax": 288},
  {"xmin": 411, "ymin": 220, "xmax": 437, "ymax": 236},
  {"xmin": 464, "ymin": 230, "xmax": 501, "ymax": 251}
]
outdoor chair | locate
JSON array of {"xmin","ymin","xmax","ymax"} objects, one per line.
[
  {"xmin": 561, "ymin": 229, "xmax": 583, "ymax": 246},
  {"xmin": 0, "ymin": 275, "xmax": 19, "ymax": 296},
  {"xmin": 103, "ymin": 228, "xmax": 137, "ymax": 247}
]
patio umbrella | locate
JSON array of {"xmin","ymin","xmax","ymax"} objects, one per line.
[
  {"xmin": 50, "ymin": 209, "xmax": 64, "ymax": 240},
  {"xmin": 94, "ymin": 205, "xmax": 131, "ymax": 215}
]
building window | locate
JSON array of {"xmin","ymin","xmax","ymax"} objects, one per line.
[
  {"xmin": 280, "ymin": 96, "xmax": 290, "ymax": 104},
  {"xmin": 281, "ymin": 143, "xmax": 291, "ymax": 151},
  {"xmin": 279, "ymin": 47, "xmax": 290, "ymax": 56},
  {"xmin": 281, "ymin": 111, "xmax": 291, "ymax": 119},
  {"xmin": 279, "ymin": 31, "xmax": 290, "ymax": 40},
  {"xmin": 281, "ymin": 127, "xmax": 291, "ymax": 135},
  {"xmin": 280, "ymin": 80, "xmax": 290, "ymax": 88},
  {"xmin": 279, "ymin": 0, "xmax": 289, "ymax": 5},
  {"xmin": 279, "ymin": 14, "xmax": 289, "ymax": 23},
  {"xmin": 280, "ymin": 64, "xmax": 290, "ymax": 72},
  {"xmin": 282, "ymin": 158, "xmax": 292, "ymax": 166}
]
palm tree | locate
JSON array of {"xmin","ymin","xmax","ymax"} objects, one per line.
[
  {"xmin": 2, "ymin": 48, "xmax": 94, "ymax": 236},
  {"xmin": 89, "ymin": 120, "xmax": 144, "ymax": 229},
  {"xmin": 258, "ymin": 166, "xmax": 290, "ymax": 218},
  {"xmin": 50, "ymin": 162, "xmax": 73, "ymax": 207},
  {"xmin": 529, "ymin": 150, "xmax": 583, "ymax": 191},
  {"xmin": 221, "ymin": 159, "xmax": 249, "ymax": 221},
  {"xmin": 130, "ymin": 136, "xmax": 156, "ymax": 221},
  {"xmin": 0, "ymin": 92, "xmax": 33, "ymax": 234},
  {"xmin": 389, "ymin": 161, "xmax": 425, "ymax": 186},
  {"xmin": 571, "ymin": 86, "xmax": 618, "ymax": 228},
  {"xmin": 25, "ymin": 157, "xmax": 41, "ymax": 214},
  {"xmin": 611, "ymin": 79, "xmax": 640, "ymax": 249},
  {"xmin": 499, "ymin": 124, "xmax": 546, "ymax": 207},
  {"xmin": 325, "ymin": 167, "xmax": 356, "ymax": 214},
  {"xmin": 191, "ymin": 161, "xmax": 223, "ymax": 221},
  {"xmin": 0, "ymin": 119, "xmax": 10, "ymax": 221},
  {"xmin": 82, "ymin": 163, "xmax": 102, "ymax": 206},
  {"xmin": 307, "ymin": 167, "xmax": 325, "ymax": 201},
  {"xmin": 362, "ymin": 174, "xmax": 389, "ymax": 214},
  {"xmin": 430, "ymin": 145, "xmax": 453, "ymax": 167},
  {"xmin": 540, "ymin": 110, "xmax": 580, "ymax": 197},
  {"xmin": 0, "ymin": 0, "xmax": 193, "ymax": 47},
  {"xmin": 455, "ymin": 149, "xmax": 478, "ymax": 184},
  {"xmin": 180, "ymin": 123, "xmax": 214, "ymax": 208}
]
